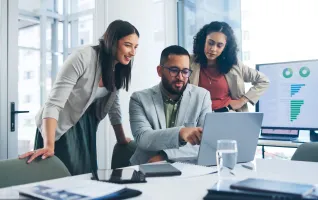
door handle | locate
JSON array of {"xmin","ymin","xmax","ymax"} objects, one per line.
[{"xmin": 10, "ymin": 102, "xmax": 29, "ymax": 132}]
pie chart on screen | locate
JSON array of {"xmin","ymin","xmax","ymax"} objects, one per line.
[{"xmin": 283, "ymin": 68, "xmax": 293, "ymax": 78}]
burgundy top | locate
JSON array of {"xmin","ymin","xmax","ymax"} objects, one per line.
[{"xmin": 199, "ymin": 67, "xmax": 232, "ymax": 110}]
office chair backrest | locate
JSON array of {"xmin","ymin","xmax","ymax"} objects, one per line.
[
  {"xmin": 111, "ymin": 141, "xmax": 137, "ymax": 169},
  {"xmin": 291, "ymin": 142, "xmax": 318, "ymax": 162},
  {"xmin": 0, "ymin": 156, "xmax": 71, "ymax": 188}
]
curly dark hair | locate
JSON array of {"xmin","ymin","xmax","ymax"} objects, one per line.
[{"xmin": 193, "ymin": 21, "xmax": 238, "ymax": 74}]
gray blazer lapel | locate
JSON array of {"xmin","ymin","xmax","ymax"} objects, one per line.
[
  {"xmin": 152, "ymin": 85, "xmax": 166, "ymax": 129},
  {"xmin": 176, "ymin": 85, "xmax": 191, "ymax": 126}
]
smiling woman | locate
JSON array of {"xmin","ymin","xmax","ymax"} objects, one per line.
[{"xmin": 18, "ymin": 20, "xmax": 140, "ymax": 175}]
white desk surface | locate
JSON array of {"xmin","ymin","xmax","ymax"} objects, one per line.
[{"xmin": 1, "ymin": 159, "xmax": 318, "ymax": 200}]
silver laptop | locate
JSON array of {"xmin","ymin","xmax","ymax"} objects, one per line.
[{"xmin": 171, "ymin": 112, "xmax": 263, "ymax": 166}]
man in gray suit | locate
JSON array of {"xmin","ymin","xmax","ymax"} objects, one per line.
[{"xmin": 129, "ymin": 45, "xmax": 212, "ymax": 165}]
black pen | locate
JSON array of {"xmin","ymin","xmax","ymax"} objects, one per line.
[{"xmin": 241, "ymin": 164, "xmax": 253, "ymax": 170}]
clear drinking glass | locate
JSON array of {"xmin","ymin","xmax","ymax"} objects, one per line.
[{"xmin": 216, "ymin": 140, "xmax": 238, "ymax": 180}]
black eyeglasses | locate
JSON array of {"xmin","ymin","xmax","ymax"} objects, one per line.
[{"xmin": 161, "ymin": 66, "xmax": 193, "ymax": 78}]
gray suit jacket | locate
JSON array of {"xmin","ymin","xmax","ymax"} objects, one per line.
[
  {"xmin": 129, "ymin": 83, "xmax": 212, "ymax": 165},
  {"xmin": 35, "ymin": 46, "xmax": 122, "ymax": 141}
]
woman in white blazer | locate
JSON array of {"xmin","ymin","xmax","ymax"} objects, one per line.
[
  {"xmin": 19, "ymin": 20, "xmax": 140, "ymax": 175},
  {"xmin": 189, "ymin": 21, "xmax": 269, "ymax": 112}
]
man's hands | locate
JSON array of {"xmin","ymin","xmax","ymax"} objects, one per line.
[
  {"xmin": 179, "ymin": 127, "xmax": 203, "ymax": 145},
  {"xmin": 148, "ymin": 155, "xmax": 165, "ymax": 163},
  {"xmin": 147, "ymin": 127, "xmax": 203, "ymax": 163}
]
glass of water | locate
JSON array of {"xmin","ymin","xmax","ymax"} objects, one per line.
[{"xmin": 216, "ymin": 140, "xmax": 238, "ymax": 180}]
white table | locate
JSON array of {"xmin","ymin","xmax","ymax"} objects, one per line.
[{"xmin": 1, "ymin": 159, "xmax": 318, "ymax": 199}]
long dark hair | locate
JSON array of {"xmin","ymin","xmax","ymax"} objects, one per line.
[
  {"xmin": 193, "ymin": 21, "xmax": 238, "ymax": 74},
  {"xmin": 93, "ymin": 20, "xmax": 139, "ymax": 92}
]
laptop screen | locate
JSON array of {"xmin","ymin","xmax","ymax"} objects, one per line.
[{"xmin": 261, "ymin": 129, "xmax": 299, "ymax": 137}]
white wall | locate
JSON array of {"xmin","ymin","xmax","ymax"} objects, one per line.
[{"xmin": 96, "ymin": 0, "xmax": 178, "ymax": 169}]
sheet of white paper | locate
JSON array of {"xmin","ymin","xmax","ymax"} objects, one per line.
[
  {"xmin": 171, "ymin": 162, "xmax": 217, "ymax": 178},
  {"xmin": 67, "ymin": 181, "xmax": 125, "ymax": 197}
]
